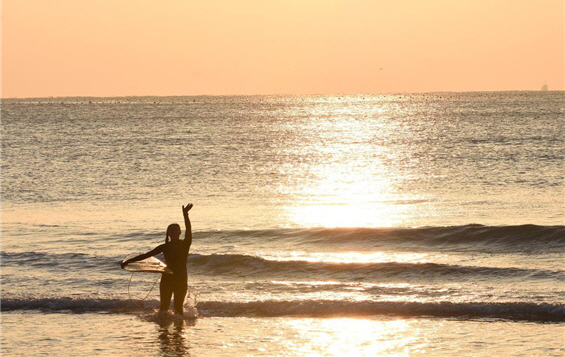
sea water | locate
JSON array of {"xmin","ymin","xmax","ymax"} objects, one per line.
[{"xmin": 1, "ymin": 92, "xmax": 564, "ymax": 356}]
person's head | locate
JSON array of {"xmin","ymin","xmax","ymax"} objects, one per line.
[{"xmin": 166, "ymin": 223, "xmax": 181, "ymax": 243}]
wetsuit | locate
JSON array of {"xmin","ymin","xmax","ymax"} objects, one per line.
[
  {"xmin": 127, "ymin": 238, "xmax": 191, "ymax": 314},
  {"xmin": 159, "ymin": 239, "xmax": 191, "ymax": 314}
]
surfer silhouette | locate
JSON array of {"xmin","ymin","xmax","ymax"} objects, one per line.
[{"xmin": 121, "ymin": 203, "xmax": 193, "ymax": 315}]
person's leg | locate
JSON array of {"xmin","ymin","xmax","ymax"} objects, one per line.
[
  {"xmin": 159, "ymin": 275, "xmax": 173, "ymax": 312},
  {"xmin": 173, "ymin": 284, "xmax": 188, "ymax": 315}
]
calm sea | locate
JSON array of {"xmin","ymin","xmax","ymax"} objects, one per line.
[{"xmin": 1, "ymin": 92, "xmax": 564, "ymax": 356}]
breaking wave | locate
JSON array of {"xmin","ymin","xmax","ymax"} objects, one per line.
[
  {"xmin": 3, "ymin": 250, "xmax": 562, "ymax": 282},
  {"xmin": 2, "ymin": 297, "xmax": 563, "ymax": 322}
]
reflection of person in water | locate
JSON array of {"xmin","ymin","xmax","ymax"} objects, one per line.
[
  {"xmin": 158, "ymin": 319, "xmax": 195, "ymax": 356},
  {"xmin": 121, "ymin": 203, "xmax": 193, "ymax": 315}
]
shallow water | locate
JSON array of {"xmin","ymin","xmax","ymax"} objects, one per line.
[{"xmin": 2, "ymin": 313, "xmax": 563, "ymax": 356}]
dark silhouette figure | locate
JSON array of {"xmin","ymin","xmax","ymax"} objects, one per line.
[{"xmin": 122, "ymin": 203, "xmax": 194, "ymax": 315}]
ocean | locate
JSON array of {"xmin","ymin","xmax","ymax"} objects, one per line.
[{"xmin": 1, "ymin": 92, "xmax": 564, "ymax": 356}]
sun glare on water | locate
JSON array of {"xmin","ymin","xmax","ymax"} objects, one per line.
[
  {"xmin": 286, "ymin": 318, "xmax": 417, "ymax": 356},
  {"xmin": 285, "ymin": 162, "xmax": 428, "ymax": 228},
  {"xmin": 289, "ymin": 202, "xmax": 404, "ymax": 228},
  {"xmin": 280, "ymin": 101, "xmax": 435, "ymax": 229},
  {"xmin": 261, "ymin": 251, "xmax": 431, "ymax": 264}
]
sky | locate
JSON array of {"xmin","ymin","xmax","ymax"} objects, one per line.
[{"xmin": 2, "ymin": 0, "xmax": 564, "ymax": 97}]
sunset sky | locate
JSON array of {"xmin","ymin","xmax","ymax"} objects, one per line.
[{"xmin": 2, "ymin": 0, "xmax": 563, "ymax": 98}]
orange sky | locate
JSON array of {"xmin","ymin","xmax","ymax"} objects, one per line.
[{"xmin": 2, "ymin": 0, "xmax": 563, "ymax": 97}]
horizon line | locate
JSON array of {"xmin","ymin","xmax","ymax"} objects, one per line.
[{"xmin": 2, "ymin": 89, "xmax": 562, "ymax": 100}]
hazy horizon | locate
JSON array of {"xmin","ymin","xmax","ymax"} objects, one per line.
[
  {"xmin": 2, "ymin": 0, "xmax": 563, "ymax": 98},
  {"xmin": 3, "ymin": 88, "xmax": 565, "ymax": 100}
]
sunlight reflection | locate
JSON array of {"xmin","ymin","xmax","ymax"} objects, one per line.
[
  {"xmin": 284, "ymin": 161, "xmax": 435, "ymax": 228},
  {"xmin": 289, "ymin": 203, "xmax": 406, "ymax": 228},
  {"xmin": 287, "ymin": 318, "xmax": 417, "ymax": 356},
  {"xmin": 282, "ymin": 148, "xmax": 424, "ymax": 227},
  {"xmin": 281, "ymin": 98, "xmax": 436, "ymax": 228},
  {"xmin": 260, "ymin": 251, "xmax": 430, "ymax": 264},
  {"xmin": 285, "ymin": 163, "xmax": 407, "ymax": 227}
]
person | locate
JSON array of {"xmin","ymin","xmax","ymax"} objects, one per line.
[{"xmin": 121, "ymin": 203, "xmax": 193, "ymax": 315}]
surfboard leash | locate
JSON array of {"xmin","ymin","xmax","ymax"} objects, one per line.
[{"xmin": 127, "ymin": 272, "xmax": 161, "ymax": 301}]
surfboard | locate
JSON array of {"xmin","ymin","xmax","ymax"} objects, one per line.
[{"xmin": 122, "ymin": 254, "xmax": 173, "ymax": 274}]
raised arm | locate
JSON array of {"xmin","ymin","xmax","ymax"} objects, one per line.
[
  {"xmin": 121, "ymin": 244, "xmax": 165, "ymax": 268},
  {"xmin": 182, "ymin": 203, "xmax": 193, "ymax": 245}
]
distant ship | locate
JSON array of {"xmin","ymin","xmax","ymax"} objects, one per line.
[{"xmin": 541, "ymin": 82, "xmax": 548, "ymax": 91}]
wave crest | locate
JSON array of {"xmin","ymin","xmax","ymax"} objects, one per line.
[
  {"xmin": 189, "ymin": 253, "xmax": 561, "ymax": 281},
  {"xmin": 196, "ymin": 225, "xmax": 565, "ymax": 251},
  {"xmin": 2, "ymin": 297, "xmax": 563, "ymax": 322}
]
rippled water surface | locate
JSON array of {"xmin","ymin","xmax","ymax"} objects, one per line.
[{"xmin": 1, "ymin": 92, "xmax": 564, "ymax": 355}]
